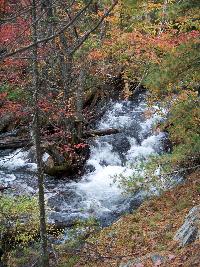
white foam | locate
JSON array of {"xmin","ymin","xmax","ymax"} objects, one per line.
[
  {"xmin": 72, "ymin": 100, "xmax": 166, "ymax": 214},
  {"xmin": 88, "ymin": 140, "xmax": 121, "ymax": 167},
  {"xmin": 0, "ymin": 99, "xmax": 167, "ymax": 220},
  {"xmin": 0, "ymin": 172, "xmax": 16, "ymax": 183},
  {"xmin": 42, "ymin": 152, "xmax": 50, "ymax": 163},
  {"xmin": 0, "ymin": 149, "xmax": 37, "ymax": 170}
]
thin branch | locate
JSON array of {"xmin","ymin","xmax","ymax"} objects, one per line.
[
  {"xmin": 66, "ymin": 7, "xmax": 79, "ymax": 39},
  {"xmin": 70, "ymin": 0, "xmax": 118, "ymax": 55},
  {"xmin": 0, "ymin": 6, "xmax": 33, "ymax": 23},
  {"xmin": 0, "ymin": 0, "xmax": 93, "ymax": 61}
]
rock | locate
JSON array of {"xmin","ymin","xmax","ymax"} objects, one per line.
[
  {"xmin": 112, "ymin": 134, "xmax": 131, "ymax": 155},
  {"xmin": 46, "ymin": 145, "xmax": 65, "ymax": 165},
  {"xmin": 0, "ymin": 247, "xmax": 4, "ymax": 260},
  {"xmin": 0, "ymin": 113, "xmax": 15, "ymax": 132},
  {"xmin": 0, "ymin": 247, "xmax": 5, "ymax": 267},
  {"xmin": 49, "ymin": 212, "xmax": 89, "ymax": 228},
  {"xmin": 44, "ymin": 154, "xmax": 54, "ymax": 168},
  {"xmin": 44, "ymin": 162, "xmax": 72, "ymax": 176},
  {"xmin": 151, "ymin": 254, "xmax": 165, "ymax": 265},
  {"xmin": 174, "ymin": 205, "xmax": 200, "ymax": 246},
  {"xmin": 48, "ymin": 190, "xmax": 82, "ymax": 211},
  {"xmin": 27, "ymin": 146, "xmax": 37, "ymax": 162},
  {"xmin": 42, "ymin": 144, "xmax": 90, "ymax": 177},
  {"xmin": 129, "ymin": 193, "xmax": 145, "ymax": 211},
  {"xmin": 84, "ymin": 164, "xmax": 96, "ymax": 174}
]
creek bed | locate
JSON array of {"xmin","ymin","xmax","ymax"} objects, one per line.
[{"xmin": 0, "ymin": 95, "xmax": 173, "ymax": 228}]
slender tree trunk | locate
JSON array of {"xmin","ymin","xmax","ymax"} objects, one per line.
[
  {"xmin": 32, "ymin": 1, "xmax": 49, "ymax": 266},
  {"xmin": 76, "ymin": 68, "xmax": 85, "ymax": 139},
  {"xmin": 59, "ymin": 33, "xmax": 73, "ymax": 99},
  {"xmin": 159, "ymin": 0, "xmax": 168, "ymax": 34}
]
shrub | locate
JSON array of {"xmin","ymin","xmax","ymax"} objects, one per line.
[{"xmin": 0, "ymin": 195, "xmax": 39, "ymax": 255}]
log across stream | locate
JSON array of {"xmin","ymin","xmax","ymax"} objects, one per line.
[{"xmin": 0, "ymin": 129, "xmax": 121, "ymax": 150}]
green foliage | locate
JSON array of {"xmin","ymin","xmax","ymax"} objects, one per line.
[
  {"xmin": 0, "ymin": 83, "xmax": 27, "ymax": 101},
  {"xmin": 58, "ymin": 256, "xmax": 80, "ymax": 267},
  {"xmin": 64, "ymin": 217, "xmax": 100, "ymax": 249},
  {"xmin": 161, "ymin": 94, "xmax": 200, "ymax": 168},
  {"xmin": 0, "ymin": 195, "xmax": 39, "ymax": 248},
  {"xmin": 117, "ymin": 93, "xmax": 199, "ymax": 195},
  {"xmin": 144, "ymin": 42, "xmax": 200, "ymax": 98},
  {"xmin": 174, "ymin": 199, "xmax": 190, "ymax": 212},
  {"xmin": 117, "ymin": 159, "xmax": 175, "ymax": 195},
  {"xmin": 166, "ymin": 94, "xmax": 200, "ymax": 144},
  {"xmin": 55, "ymin": 217, "xmax": 99, "ymax": 267},
  {"xmin": 7, "ymin": 243, "xmax": 40, "ymax": 267}
]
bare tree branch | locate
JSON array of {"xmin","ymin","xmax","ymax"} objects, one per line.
[
  {"xmin": 0, "ymin": 0, "xmax": 93, "ymax": 61},
  {"xmin": 70, "ymin": 0, "xmax": 118, "ymax": 55}
]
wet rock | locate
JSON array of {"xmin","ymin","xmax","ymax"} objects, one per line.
[
  {"xmin": 84, "ymin": 164, "xmax": 96, "ymax": 173},
  {"xmin": 0, "ymin": 247, "xmax": 4, "ymax": 260},
  {"xmin": 112, "ymin": 134, "xmax": 131, "ymax": 154},
  {"xmin": 43, "ymin": 153, "xmax": 54, "ymax": 169},
  {"xmin": 174, "ymin": 205, "xmax": 200, "ymax": 246},
  {"xmin": 151, "ymin": 254, "xmax": 165, "ymax": 265},
  {"xmin": 161, "ymin": 134, "xmax": 172, "ymax": 153},
  {"xmin": 98, "ymin": 211, "xmax": 121, "ymax": 227},
  {"xmin": 42, "ymin": 144, "xmax": 90, "ymax": 177},
  {"xmin": 44, "ymin": 162, "xmax": 72, "ymax": 176},
  {"xmin": 46, "ymin": 145, "xmax": 65, "ymax": 165},
  {"xmin": 49, "ymin": 212, "xmax": 89, "ymax": 228},
  {"xmin": 129, "ymin": 192, "xmax": 145, "ymax": 211},
  {"xmin": 100, "ymin": 160, "xmax": 109, "ymax": 166},
  {"xmin": 27, "ymin": 146, "xmax": 36, "ymax": 162},
  {"xmin": 41, "ymin": 146, "xmax": 70, "ymax": 176},
  {"xmin": 112, "ymin": 134, "xmax": 131, "ymax": 164},
  {"xmin": 48, "ymin": 190, "xmax": 82, "ymax": 210}
]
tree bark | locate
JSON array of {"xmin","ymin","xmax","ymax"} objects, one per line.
[
  {"xmin": 31, "ymin": 1, "xmax": 49, "ymax": 266},
  {"xmin": 76, "ymin": 68, "xmax": 85, "ymax": 139},
  {"xmin": 0, "ymin": 129, "xmax": 121, "ymax": 149},
  {"xmin": 83, "ymin": 128, "xmax": 121, "ymax": 138}
]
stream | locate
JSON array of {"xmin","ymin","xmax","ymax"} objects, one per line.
[{"xmin": 0, "ymin": 95, "xmax": 172, "ymax": 227}]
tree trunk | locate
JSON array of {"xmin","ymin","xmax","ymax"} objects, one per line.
[
  {"xmin": 76, "ymin": 68, "xmax": 85, "ymax": 139},
  {"xmin": 31, "ymin": 1, "xmax": 49, "ymax": 266},
  {"xmin": 59, "ymin": 32, "xmax": 73, "ymax": 99}
]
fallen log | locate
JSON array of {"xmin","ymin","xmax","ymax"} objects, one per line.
[
  {"xmin": 0, "ymin": 128, "xmax": 120, "ymax": 149},
  {"xmin": 0, "ymin": 185, "xmax": 11, "ymax": 191},
  {"xmin": 0, "ymin": 135, "xmax": 61, "ymax": 150},
  {"xmin": 0, "ymin": 138, "xmax": 32, "ymax": 149},
  {"xmin": 83, "ymin": 128, "xmax": 121, "ymax": 138}
]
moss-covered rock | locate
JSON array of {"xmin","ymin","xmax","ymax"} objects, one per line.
[
  {"xmin": 43, "ymin": 144, "xmax": 90, "ymax": 177},
  {"xmin": 44, "ymin": 162, "xmax": 73, "ymax": 176}
]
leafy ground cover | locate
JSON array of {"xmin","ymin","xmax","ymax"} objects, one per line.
[{"xmin": 75, "ymin": 170, "xmax": 200, "ymax": 266}]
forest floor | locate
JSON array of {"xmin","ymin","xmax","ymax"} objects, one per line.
[{"xmin": 75, "ymin": 170, "xmax": 200, "ymax": 266}]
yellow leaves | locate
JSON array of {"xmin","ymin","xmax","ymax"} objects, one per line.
[
  {"xmin": 105, "ymin": 14, "xmax": 119, "ymax": 24},
  {"xmin": 123, "ymin": 79, "xmax": 132, "ymax": 100},
  {"xmin": 177, "ymin": 90, "xmax": 198, "ymax": 102},
  {"xmin": 145, "ymin": 2, "xmax": 163, "ymax": 11},
  {"xmin": 144, "ymin": 108, "xmax": 154, "ymax": 119},
  {"xmin": 88, "ymin": 49, "xmax": 106, "ymax": 61}
]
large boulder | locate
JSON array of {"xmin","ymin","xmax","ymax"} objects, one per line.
[
  {"xmin": 42, "ymin": 151, "xmax": 73, "ymax": 176},
  {"xmin": 174, "ymin": 205, "xmax": 200, "ymax": 246},
  {"xmin": 43, "ymin": 144, "xmax": 90, "ymax": 177}
]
